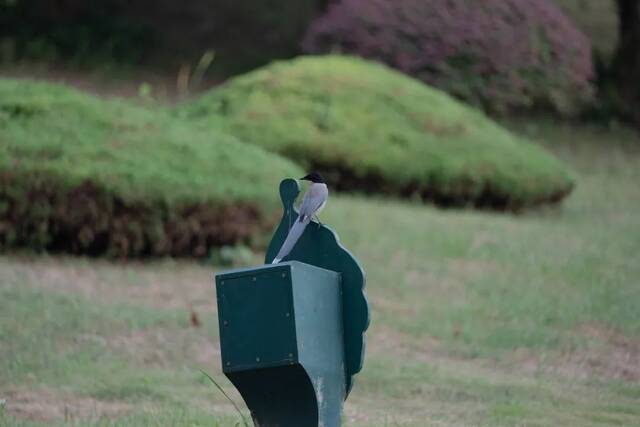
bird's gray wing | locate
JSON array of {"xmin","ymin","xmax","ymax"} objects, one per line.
[
  {"xmin": 272, "ymin": 184, "xmax": 328, "ymax": 264},
  {"xmin": 298, "ymin": 184, "xmax": 328, "ymax": 221}
]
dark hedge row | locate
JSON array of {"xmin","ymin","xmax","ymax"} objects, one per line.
[
  {"xmin": 0, "ymin": 0, "xmax": 151, "ymax": 63},
  {"xmin": 0, "ymin": 0, "xmax": 324, "ymax": 70},
  {"xmin": 303, "ymin": 0, "xmax": 595, "ymax": 115},
  {"xmin": 0, "ymin": 175, "xmax": 264, "ymax": 258}
]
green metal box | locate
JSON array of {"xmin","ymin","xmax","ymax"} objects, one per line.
[
  {"xmin": 216, "ymin": 261, "xmax": 344, "ymax": 374},
  {"xmin": 216, "ymin": 261, "xmax": 346, "ymax": 426}
]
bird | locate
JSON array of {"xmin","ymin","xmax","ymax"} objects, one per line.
[{"xmin": 272, "ymin": 172, "xmax": 328, "ymax": 264}]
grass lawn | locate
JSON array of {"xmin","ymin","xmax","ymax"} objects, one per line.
[{"xmin": 1, "ymin": 119, "xmax": 639, "ymax": 426}]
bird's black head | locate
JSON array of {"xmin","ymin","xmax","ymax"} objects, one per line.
[{"xmin": 300, "ymin": 171, "xmax": 325, "ymax": 184}]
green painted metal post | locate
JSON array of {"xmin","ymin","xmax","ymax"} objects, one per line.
[{"xmin": 214, "ymin": 179, "xmax": 370, "ymax": 427}]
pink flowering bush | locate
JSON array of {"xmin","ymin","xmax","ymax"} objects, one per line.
[{"xmin": 303, "ymin": 0, "xmax": 594, "ymax": 114}]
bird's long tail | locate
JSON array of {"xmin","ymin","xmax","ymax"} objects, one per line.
[{"xmin": 272, "ymin": 216, "xmax": 311, "ymax": 264}]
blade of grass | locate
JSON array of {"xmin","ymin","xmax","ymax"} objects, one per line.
[{"xmin": 199, "ymin": 369, "xmax": 251, "ymax": 427}]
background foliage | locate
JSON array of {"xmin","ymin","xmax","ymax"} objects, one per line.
[
  {"xmin": 303, "ymin": 0, "xmax": 595, "ymax": 115},
  {"xmin": 0, "ymin": 0, "xmax": 323, "ymax": 71},
  {"xmin": 2, "ymin": 0, "xmax": 637, "ymax": 125},
  {"xmin": 0, "ymin": 0, "xmax": 151, "ymax": 63}
]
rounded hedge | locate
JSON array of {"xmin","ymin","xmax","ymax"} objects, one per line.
[
  {"xmin": 302, "ymin": 0, "xmax": 594, "ymax": 115},
  {"xmin": 182, "ymin": 56, "xmax": 575, "ymax": 209},
  {"xmin": 0, "ymin": 79, "xmax": 302, "ymax": 257}
]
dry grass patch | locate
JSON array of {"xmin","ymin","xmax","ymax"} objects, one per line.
[
  {"xmin": 503, "ymin": 323, "xmax": 640, "ymax": 383},
  {"xmin": 2, "ymin": 388, "xmax": 132, "ymax": 422},
  {"xmin": 0, "ymin": 255, "xmax": 216, "ymax": 311},
  {"xmin": 108, "ymin": 327, "xmax": 220, "ymax": 368},
  {"xmin": 555, "ymin": 324, "xmax": 640, "ymax": 382}
]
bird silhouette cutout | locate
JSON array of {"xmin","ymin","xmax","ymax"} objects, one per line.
[{"xmin": 265, "ymin": 178, "xmax": 370, "ymax": 395}]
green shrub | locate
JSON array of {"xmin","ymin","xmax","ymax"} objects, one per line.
[
  {"xmin": 0, "ymin": 78, "xmax": 302, "ymax": 257},
  {"xmin": 181, "ymin": 56, "xmax": 575, "ymax": 209}
]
